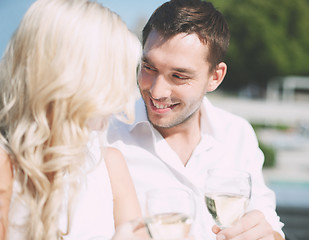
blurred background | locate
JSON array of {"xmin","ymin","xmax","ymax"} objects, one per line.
[{"xmin": 1, "ymin": 0, "xmax": 308, "ymax": 239}]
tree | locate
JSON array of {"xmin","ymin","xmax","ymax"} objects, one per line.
[{"xmin": 210, "ymin": 0, "xmax": 309, "ymax": 92}]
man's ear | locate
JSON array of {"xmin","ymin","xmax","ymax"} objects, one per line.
[{"xmin": 207, "ymin": 62, "xmax": 227, "ymax": 92}]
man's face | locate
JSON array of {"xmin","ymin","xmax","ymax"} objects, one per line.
[{"xmin": 138, "ymin": 30, "xmax": 214, "ymax": 129}]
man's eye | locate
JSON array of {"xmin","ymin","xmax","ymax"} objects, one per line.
[
  {"xmin": 143, "ymin": 63, "xmax": 156, "ymax": 71},
  {"xmin": 173, "ymin": 74, "xmax": 189, "ymax": 80}
]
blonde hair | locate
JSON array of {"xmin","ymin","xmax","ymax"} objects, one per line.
[{"xmin": 0, "ymin": 0, "xmax": 141, "ymax": 239}]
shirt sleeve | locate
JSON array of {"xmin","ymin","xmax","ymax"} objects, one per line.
[{"xmin": 245, "ymin": 129, "xmax": 285, "ymax": 238}]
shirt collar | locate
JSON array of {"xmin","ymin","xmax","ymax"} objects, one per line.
[
  {"xmin": 129, "ymin": 98, "xmax": 150, "ymax": 132},
  {"xmin": 129, "ymin": 96, "xmax": 225, "ymax": 142},
  {"xmin": 200, "ymin": 96, "xmax": 225, "ymax": 142}
]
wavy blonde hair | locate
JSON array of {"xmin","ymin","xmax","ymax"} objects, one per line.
[{"xmin": 0, "ymin": 0, "xmax": 141, "ymax": 239}]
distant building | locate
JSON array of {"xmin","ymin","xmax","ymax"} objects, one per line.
[{"xmin": 267, "ymin": 76, "xmax": 309, "ymax": 102}]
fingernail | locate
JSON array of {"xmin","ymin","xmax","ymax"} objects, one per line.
[{"xmin": 217, "ymin": 234, "xmax": 226, "ymax": 240}]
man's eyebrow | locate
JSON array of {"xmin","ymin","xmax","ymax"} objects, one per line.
[
  {"xmin": 172, "ymin": 67, "xmax": 195, "ymax": 75},
  {"xmin": 141, "ymin": 56, "xmax": 157, "ymax": 69},
  {"xmin": 142, "ymin": 56, "xmax": 195, "ymax": 75}
]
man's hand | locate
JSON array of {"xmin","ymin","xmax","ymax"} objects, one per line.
[{"xmin": 212, "ymin": 210, "xmax": 285, "ymax": 240}]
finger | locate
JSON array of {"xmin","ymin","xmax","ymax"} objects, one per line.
[
  {"xmin": 212, "ymin": 225, "xmax": 221, "ymax": 234},
  {"xmin": 217, "ymin": 211, "xmax": 273, "ymax": 240},
  {"xmin": 130, "ymin": 218, "xmax": 151, "ymax": 239},
  {"xmin": 115, "ymin": 220, "xmax": 151, "ymax": 240},
  {"xmin": 234, "ymin": 218, "xmax": 274, "ymax": 240},
  {"xmin": 232, "ymin": 210, "xmax": 263, "ymax": 235},
  {"xmin": 115, "ymin": 219, "xmax": 141, "ymax": 233},
  {"xmin": 130, "ymin": 218, "xmax": 147, "ymax": 232},
  {"xmin": 218, "ymin": 224, "xmax": 269, "ymax": 240}
]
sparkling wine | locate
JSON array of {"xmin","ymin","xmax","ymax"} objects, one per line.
[
  {"xmin": 145, "ymin": 212, "xmax": 193, "ymax": 239},
  {"xmin": 205, "ymin": 193, "xmax": 249, "ymax": 228}
]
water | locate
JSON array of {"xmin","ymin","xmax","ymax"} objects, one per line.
[{"xmin": 267, "ymin": 181, "xmax": 309, "ymax": 208}]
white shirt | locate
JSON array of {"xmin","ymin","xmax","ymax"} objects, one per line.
[
  {"xmin": 107, "ymin": 97, "xmax": 284, "ymax": 240},
  {"xmin": 8, "ymin": 132, "xmax": 114, "ymax": 240}
]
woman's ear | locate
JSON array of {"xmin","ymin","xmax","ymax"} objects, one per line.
[{"xmin": 207, "ymin": 62, "xmax": 227, "ymax": 92}]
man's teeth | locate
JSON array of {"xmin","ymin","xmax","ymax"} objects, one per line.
[{"xmin": 152, "ymin": 100, "xmax": 171, "ymax": 109}]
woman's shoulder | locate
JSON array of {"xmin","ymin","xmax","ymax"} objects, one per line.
[
  {"xmin": 103, "ymin": 147, "xmax": 128, "ymax": 176},
  {"xmin": 104, "ymin": 147, "xmax": 124, "ymax": 163}
]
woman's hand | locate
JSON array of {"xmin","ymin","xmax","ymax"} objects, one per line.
[{"xmin": 112, "ymin": 219, "xmax": 151, "ymax": 240}]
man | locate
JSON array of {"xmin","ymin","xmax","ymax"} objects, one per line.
[{"xmin": 107, "ymin": 0, "xmax": 285, "ymax": 239}]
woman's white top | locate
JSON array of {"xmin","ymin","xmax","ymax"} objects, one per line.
[{"xmin": 8, "ymin": 132, "xmax": 115, "ymax": 239}]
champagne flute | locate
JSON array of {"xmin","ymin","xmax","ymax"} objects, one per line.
[
  {"xmin": 204, "ymin": 168, "xmax": 251, "ymax": 229},
  {"xmin": 145, "ymin": 187, "xmax": 195, "ymax": 240}
]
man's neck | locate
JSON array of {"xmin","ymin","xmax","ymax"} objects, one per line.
[{"xmin": 156, "ymin": 110, "xmax": 201, "ymax": 166}]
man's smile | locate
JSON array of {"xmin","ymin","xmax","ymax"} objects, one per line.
[{"xmin": 149, "ymin": 98, "xmax": 178, "ymax": 113}]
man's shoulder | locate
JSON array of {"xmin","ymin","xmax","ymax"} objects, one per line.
[
  {"xmin": 214, "ymin": 103, "xmax": 250, "ymax": 126},
  {"xmin": 204, "ymin": 97, "xmax": 251, "ymax": 126},
  {"xmin": 203, "ymin": 97, "xmax": 256, "ymax": 139}
]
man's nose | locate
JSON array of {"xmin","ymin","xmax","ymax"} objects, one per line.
[{"xmin": 149, "ymin": 75, "xmax": 171, "ymax": 100}]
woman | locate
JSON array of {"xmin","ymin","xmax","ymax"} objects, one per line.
[
  {"xmin": 0, "ymin": 140, "xmax": 13, "ymax": 240},
  {"xmin": 0, "ymin": 0, "xmax": 143, "ymax": 239}
]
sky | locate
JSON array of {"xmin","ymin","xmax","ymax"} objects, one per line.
[{"xmin": 0, "ymin": 0, "xmax": 167, "ymax": 56}]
